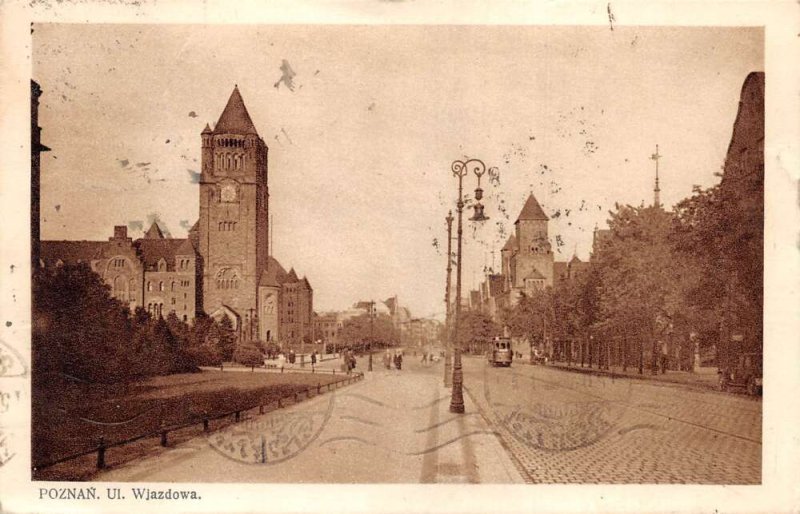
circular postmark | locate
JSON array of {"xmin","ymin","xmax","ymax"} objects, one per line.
[
  {"xmin": 207, "ymin": 391, "xmax": 334, "ymax": 465},
  {"xmin": 481, "ymin": 362, "xmax": 632, "ymax": 452}
]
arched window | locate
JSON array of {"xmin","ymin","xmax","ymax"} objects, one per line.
[
  {"xmin": 171, "ymin": 281, "xmax": 175, "ymax": 292},
  {"xmin": 159, "ymin": 281, "xmax": 164, "ymax": 291},
  {"xmin": 147, "ymin": 281, "xmax": 152, "ymax": 292}
]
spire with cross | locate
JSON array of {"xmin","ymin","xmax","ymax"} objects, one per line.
[{"xmin": 650, "ymin": 144, "xmax": 662, "ymax": 208}]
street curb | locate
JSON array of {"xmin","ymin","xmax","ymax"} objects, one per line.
[{"xmin": 541, "ymin": 363, "xmax": 721, "ymax": 394}]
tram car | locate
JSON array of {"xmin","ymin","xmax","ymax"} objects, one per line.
[{"xmin": 487, "ymin": 337, "xmax": 513, "ymax": 367}]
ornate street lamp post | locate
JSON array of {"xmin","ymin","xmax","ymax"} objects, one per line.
[
  {"xmin": 449, "ymin": 158, "xmax": 490, "ymax": 414},
  {"xmin": 368, "ymin": 300, "xmax": 375, "ymax": 371},
  {"xmin": 444, "ymin": 210, "xmax": 454, "ymax": 387}
]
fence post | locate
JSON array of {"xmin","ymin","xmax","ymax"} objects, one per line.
[
  {"xmin": 259, "ymin": 405, "xmax": 264, "ymax": 415},
  {"xmin": 317, "ymin": 382, "xmax": 321, "ymax": 394},
  {"xmin": 160, "ymin": 431, "xmax": 168, "ymax": 447},
  {"xmin": 277, "ymin": 398, "xmax": 282, "ymax": 408},
  {"xmin": 97, "ymin": 436, "xmax": 106, "ymax": 469},
  {"xmin": 235, "ymin": 411, "xmax": 240, "ymax": 422},
  {"xmin": 203, "ymin": 418, "xmax": 209, "ymax": 432},
  {"xmin": 294, "ymin": 391, "xmax": 299, "ymax": 402}
]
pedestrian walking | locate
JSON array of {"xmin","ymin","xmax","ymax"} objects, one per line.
[
  {"xmin": 383, "ymin": 350, "xmax": 392, "ymax": 370},
  {"xmin": 394, "ymin": 351, "xmax": 403, "ymax": 371},
  {"xmin": 421, "ymin": 352, "xmax": 428, "ymax": 365},
  {"xmin": 311, "ymin": 351, "xmax": 317, "ymax": 369}
]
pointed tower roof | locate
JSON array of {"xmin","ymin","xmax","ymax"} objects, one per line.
[
  {"xmin": 502, "ymin": 234, "xmax": 517, "ymax": 251},
  {"xmin": 569, "ymin": 254, "xmax": 582, "ymax": 264},
  {"xmin": 286, "ymin": 268, "xmax": 299, "ymax": 282},
  {"xmin": 213, "ymin": 85, "xmax": 259, "ymax": 136},
  {"xmin": 515, "ymin": 193, "xmax": 549, "ymax": 222},
  {"xmin": 202, "ymin": 123, "xmax": 213, "ymax": 134},
  {"xmin": 144, "ymin": 222, "xmax": 165, "ymax": 239}
]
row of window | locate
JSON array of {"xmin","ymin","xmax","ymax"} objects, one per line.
[
  {"xmin": 215, "ymin": 153, "xmax": 246, "ymax": 171},
  {"xmin": 216, "ymin": 278, "xmax": 239, "ymax": 289},
  {"xmin": 147, "ymin": 280, "xmax": 191, "ymax": 292},
  {"xmin": 219, "ymin": 221, "xmax": 237, "ymax": 231},
  {"xmin": 218, "ymin": 138, "xmax": 245, "ymax": 148},
  {"xmin": 146, "ymin": 302, "xmax": 189, "ymax": 322},
  {"xmin": 111, "ymin": 258, "xmax": 126, "ymax": 268}
]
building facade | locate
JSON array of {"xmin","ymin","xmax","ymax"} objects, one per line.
[
  {"xmin": 40, "ymin": 223, "xmax": 198, "ymax": 323},
  {"xmin": 472, "ymin": 192, "xmax": 588, "ymax": 321},
  {"xmin": 40, "ymin": 86, "xmax": 313, "ymax": 344}
]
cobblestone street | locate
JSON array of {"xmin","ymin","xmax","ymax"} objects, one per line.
[{"xmin": 463, "ymin": 356, "xmax": 762, "ymax": 483}]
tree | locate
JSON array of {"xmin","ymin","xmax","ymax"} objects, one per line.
[
  {"xmin": 32, "ymin": 264, "xmax": 134, "ymax": 383},
  {"xmin": 501, "ymin": 291, "xmax": 550, "ymax": 345},
  {"xmin": 339, "ymin": 314, "xmax": 399, "ymax": 351},
  {"xmin": 591, "ymin": 204, "xmax": 686, "ymax": 373},
  {"xmin": 455, "ymin": 311, "xmax": 499, "ymax": 354},
  {"xmin": 216, "ymin": 314, "xmax": 237, "ymax": 361}
]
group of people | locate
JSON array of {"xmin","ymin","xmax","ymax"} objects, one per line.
[
  {"xmin": 274, "ymin": 349, "xmax": 319, "ymax": 369},
  {"xmin": 383, "ymin": 350, "xmax": 403, "ymax": 370},
  {"xmin": 342, "ymin": 349, "xmax": 357, "ymax": 374}
]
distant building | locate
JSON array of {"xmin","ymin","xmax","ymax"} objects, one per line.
[
  {"xmin": 40, "ymin": 86, "xmax": 313, "ymax": 344},
  {"xmin": 471, "ymin": 192, "xmax": 584, "ymax": 321}
]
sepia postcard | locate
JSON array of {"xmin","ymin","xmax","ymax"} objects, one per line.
[{"xmin": 1, "ymin": 1, "xmax": 799, "ymax": 513}]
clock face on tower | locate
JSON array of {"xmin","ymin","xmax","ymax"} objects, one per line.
[{"xmin": 221, "ymin": 184, "xmax": 237, "ymax": 202}]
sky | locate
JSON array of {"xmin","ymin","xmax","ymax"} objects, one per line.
[{"xmin": 33, "ymin": 24, "xmax": 763, "ymax": 319}]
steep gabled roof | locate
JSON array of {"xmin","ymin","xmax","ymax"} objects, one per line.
[
  {"xmin": 516, "ymin": 193, "xmax": 549, "ymax": 222},
  {"xmin": 175, "ymin": 238, "xmax": 196, "ymax": 256},
  {"xmin": 213, "ymin": 86, "xmax": 259, "ymax": 136},
  {"xmin": 40, "ymin": 240, "xmax": 105, "ymax": 267},
  {"xmin": 300, "ymin": 277, "xmax": 312, "ymax": 290},
  {"xmin": 259, "ymin": 256, "xmax": 288, "ymax": 287},
  {"xmin": 134, "ymin": 238, "xmax": 187, "ymax": 271},
  {"xmin": 502, "ymin": 234, "xmax": 517, "ymax": 251},
  {"xmin": 569, "ymin": 254, "xmax": 582, "ymax": 264},
  {"xmin": 286, "ymin": 268, "xmax": 299, "ymax": 282},
  {"xmin": 144, "ymin": 222, "xmax": 165, "ymax": 239}
]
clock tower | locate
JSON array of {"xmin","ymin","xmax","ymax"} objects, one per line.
[{"xmin": 198, "ymin": 86, "xmax": 269, "ymax": 340}]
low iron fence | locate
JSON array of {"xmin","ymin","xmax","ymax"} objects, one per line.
[{"xmin": 33, "ymin": 371, "xmax": 364, "ymax": 473}]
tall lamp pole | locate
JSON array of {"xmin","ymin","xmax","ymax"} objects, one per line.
[
  {"xmin": 450, "ymin": 158, "xmax": 490, "ymax": 414},
  {"xmin": 368, "ymin": 300, "xmax": 374, "ymax": 371},
  {"xmin": 444, "ymin": 210, "xmax": 454, "ymax": 387}
]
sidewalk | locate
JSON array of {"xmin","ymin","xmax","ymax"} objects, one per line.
[
  {"xmin": 543, "ymin": 360, "xmax": 719, "ymax": 391},
  {"xmin": 96, "ymin": 357, "xmax": 523, "ymax": 483}
]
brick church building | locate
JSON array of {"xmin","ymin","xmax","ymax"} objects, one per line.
[
  {"xmin": 471, "ymin": 192, "xmax": 590, "ymax": 320},
  {"xmin": 40, "ymin": 86, "xmax": 313, "ymax": 345}
]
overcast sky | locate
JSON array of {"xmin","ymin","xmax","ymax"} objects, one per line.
[{"xmin": 34, "ymin": 24, "xmax": 763, "ymax": 318}]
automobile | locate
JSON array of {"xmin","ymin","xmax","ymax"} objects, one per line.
[
  {"xmin": 718, "ymin": 352, "xmax": 762, "ymax": 395},
  {"xmin": 531, "ymin": 347, "xmax": 548, "ymax": 365}
]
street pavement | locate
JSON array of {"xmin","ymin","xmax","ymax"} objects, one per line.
[
  {"xmin": 94, "ymin": 354, "xmax": 523, "ymax": 483},
  {"xmin": 463, "ymin": 356, "xmax": 762, "ymax": 484}
]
